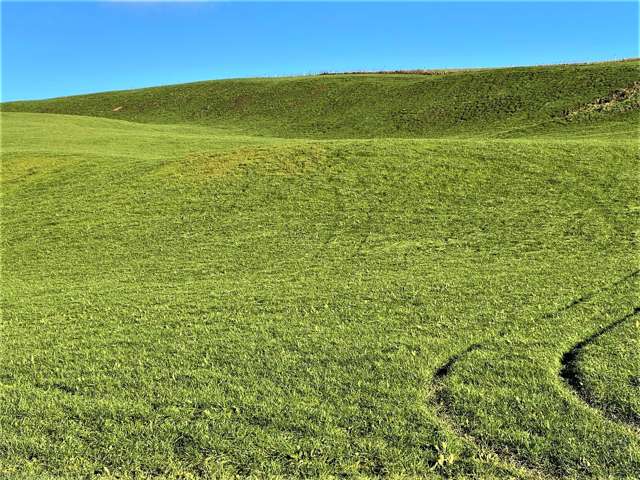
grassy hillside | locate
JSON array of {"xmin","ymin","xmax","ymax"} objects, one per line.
[
  {"xmin": 2, "ymin": 60, "xmax": 639, "ymax": 138},
  {"xmin": 1, "ymin": 60, "xmax": 640, "ymax": 479}
]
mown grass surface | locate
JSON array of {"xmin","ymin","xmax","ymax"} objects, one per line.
[{"xmin": 1, "ymin": 60, "xmax": 639, "ymax": 479}]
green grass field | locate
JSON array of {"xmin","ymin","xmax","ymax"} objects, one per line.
[{"xmin": 1, "ymin": 60, "xmax": 639, "ymax": 479}]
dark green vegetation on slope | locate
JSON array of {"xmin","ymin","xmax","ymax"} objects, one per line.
[
  {"xmin": 3, "ymin": 60, "xmax": 639, "ymax": 138},
  {"xmin": 1, "ymin": 61, "xmax": 639, "ymax": 479}
]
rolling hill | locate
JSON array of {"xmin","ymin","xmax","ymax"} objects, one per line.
[
  {"xmin": 3, "ymin": 59, "xmax": 639, "ymax": 138},
  {"xmin": 1, "ymin": 60, "xmax": 639, "ymax": 479}
]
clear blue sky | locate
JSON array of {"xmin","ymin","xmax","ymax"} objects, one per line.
[{"xmin": 2, "ymin": 1, "xmax": 638, "ymax": 101}]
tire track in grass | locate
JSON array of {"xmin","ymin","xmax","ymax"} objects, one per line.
[
  {"xmin": 431, "ymin": 270, "xmax": 640, "ymax": 478},
  {"xmin": 540, "ymin": 269, "xmax": 639, "ymax": 320},
  {"xmin": 434, "ymin": 343, "xmax": 481, "ymax": 379},
  {"xmin": 548, "ymin": 270, "xmax": 640, "ymax": 432},
  {"xmin": 560, "ymin": 306, "xmax": 640, "ymax": 431},
  {"xmin": 431, "ymin": 344, "xmax": 551, "ymax": 480}
]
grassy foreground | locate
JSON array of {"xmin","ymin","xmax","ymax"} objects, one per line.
[{"xmin": 1, "ymin": 61, "xmax": 639, "ymax": 479}]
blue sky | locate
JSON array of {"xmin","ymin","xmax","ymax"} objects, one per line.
[{"xmin": 1, "ymin": 1, "xmax": 638, "ymax": 101}]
